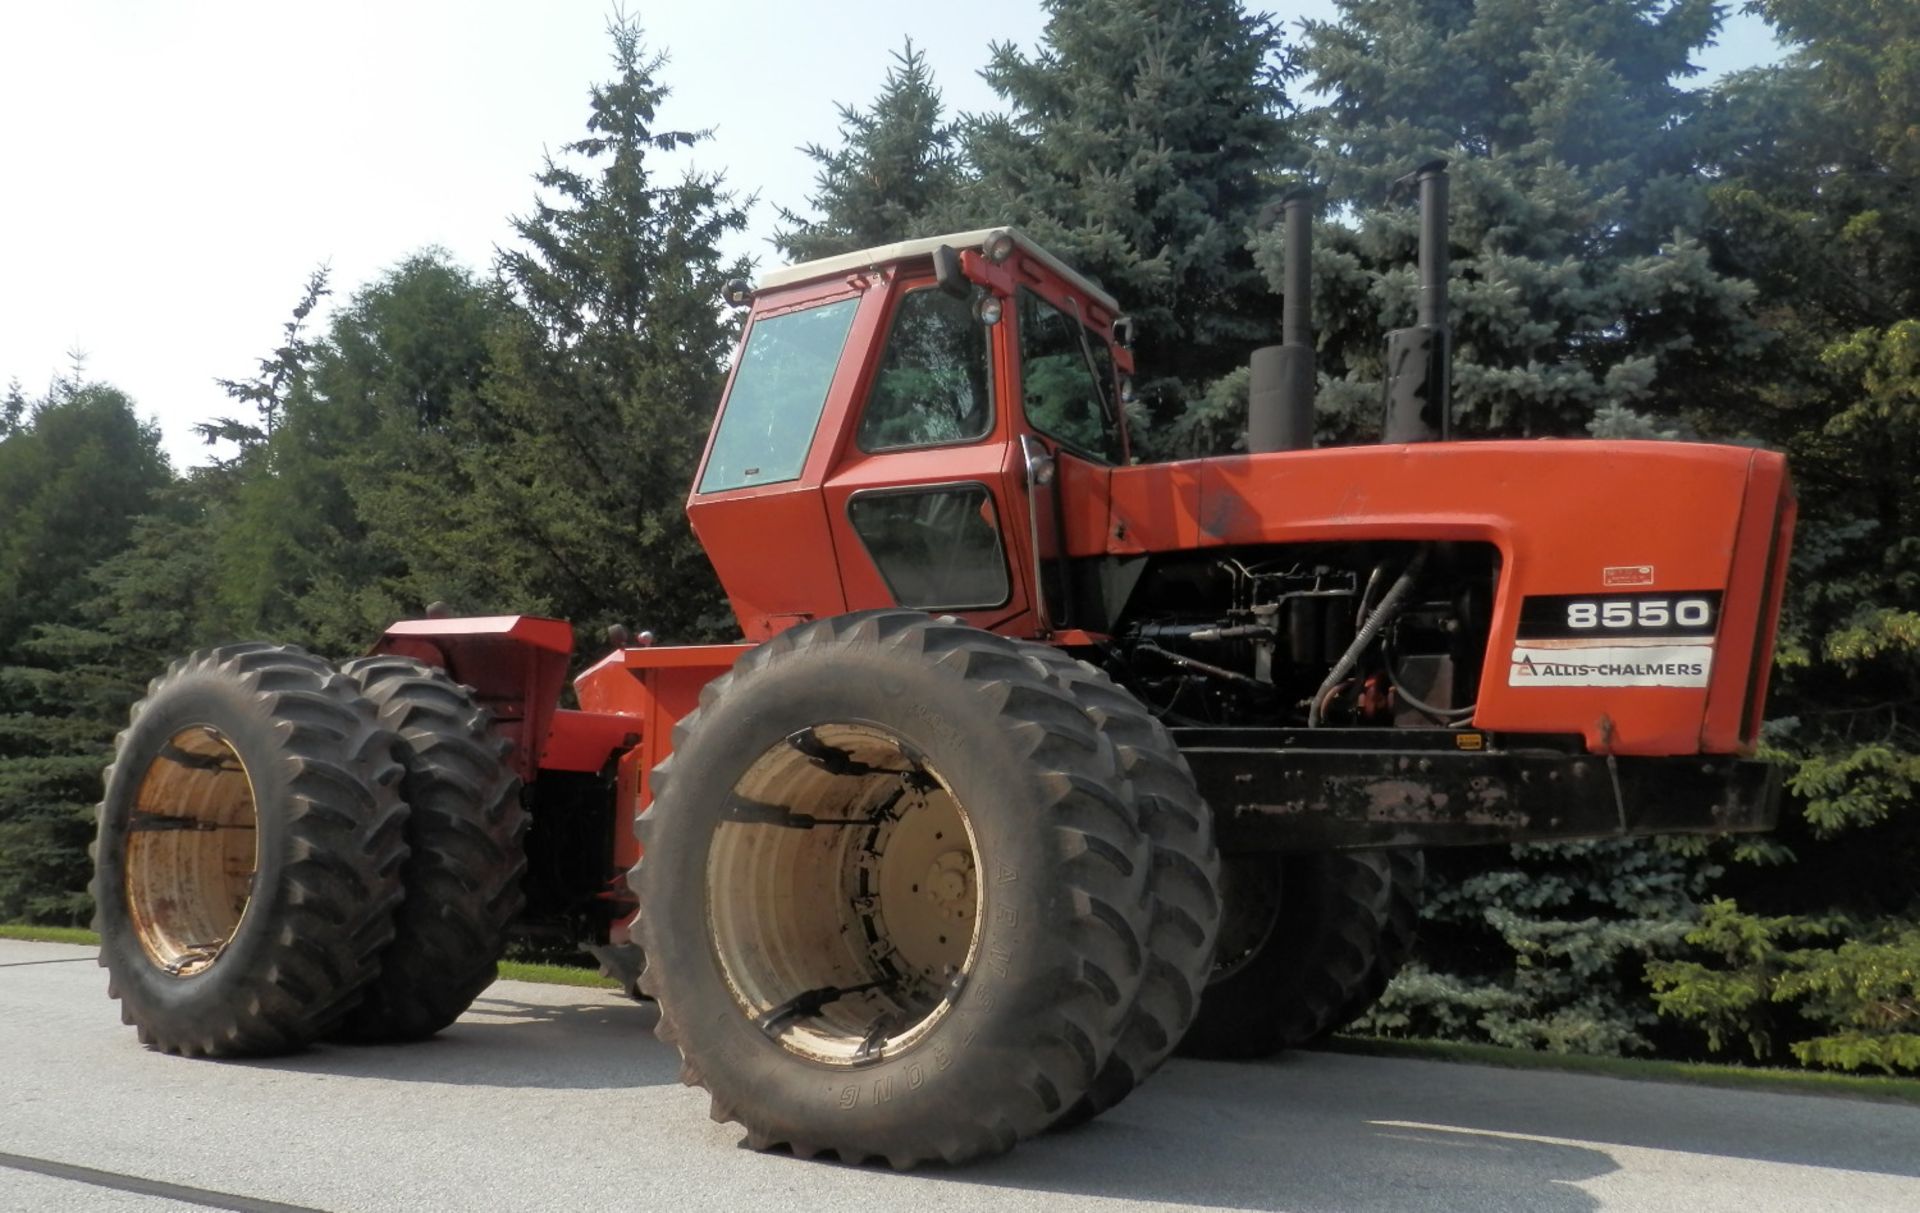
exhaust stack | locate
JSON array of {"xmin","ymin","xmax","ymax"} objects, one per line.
[
  {"xmin": 1381, "ymin": 159, "xmax": 1451, "ymax": 443},
  {"xmin": 1247, "ymin": 189, "xmax": 1316, "ymax": 453}
]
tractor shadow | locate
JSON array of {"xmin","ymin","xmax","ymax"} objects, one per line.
[
  {"xmin": 914, "ymin": 1048, "xmax": 1920, "ymax": 1211},
  {"xmin": 785, "ymin": 1050, "xmax": 1622, "ymax": 1213},
  {"xmin": 229, "ymin": 987, "xmax": 674, "ymax": 1091}
]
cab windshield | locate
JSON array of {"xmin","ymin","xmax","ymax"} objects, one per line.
[{"xmin": 700, "ymin": 297, "xmax": 861, "ymax": 494}]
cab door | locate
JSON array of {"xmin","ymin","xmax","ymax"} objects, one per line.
[
  {"xmin": 821, "ymin": 273, "xmax": 1044, "ymax": 637},
  {"xmin": 1008, "ymin": 285, "xmax": 1126, "ymax": 633}
]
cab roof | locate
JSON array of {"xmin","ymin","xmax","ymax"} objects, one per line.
[{"xmin": 756, "ymin": 228, "xmax": 1121, "ymax": 315}]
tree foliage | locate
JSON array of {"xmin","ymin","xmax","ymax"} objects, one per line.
[
  {"xmin": 442, "ymin": 12, "xmax": 747, "ymax": 641},
  {"xmin": 0, "ymin": 380, "xmax": 171, "ymax": 923},
  {"xmin": 1219, "ymin": 0, "xmax": 1759, "ymax": 452},
  {"xmin": 774, "ymin": 40, "xmax": 964, "ymax": 263},
  {"xmin": 965, "ymin": 0, "xmax": 1297, "ymax": 445},
  {"xmin": 1636, "ymin": 0, "xmax": 1920, "ymax": 1073}
]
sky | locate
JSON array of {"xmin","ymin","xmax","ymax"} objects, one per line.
[{"xmin": 0, "ymin": 1, "xmax": 1784, "ymax": 469}]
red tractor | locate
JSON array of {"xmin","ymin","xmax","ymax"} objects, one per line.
[{"xmin": 93, "ymin": 165, "xmax": 1794, "ymax": 1168}]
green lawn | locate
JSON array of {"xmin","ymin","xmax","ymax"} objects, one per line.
[
  {"xmin": 497, "ymin": 960, "xmax": 620, "ymax": 990},
  {"xmin": 0, "ymin": 924, "xmax": 625, "ymax": 989},
  {"xmin": 0, "ymin": 923, "xmax": 98, "ymax": 946}
]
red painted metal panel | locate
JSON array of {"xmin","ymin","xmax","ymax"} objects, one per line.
[
  {"xmin": 687, "ymin": 489, "xmax": 848, "ymax": 640},
  {"xmin": 372, "ymin": 616, "xmax": 576, "ymax": 781},
  {"xmin": 539, "ymin": 709, "xmax": 638, "ymax": 773},
  {"xmin": 1700, "ymin": 458, "xmax": 1797, "ymax": 752},
  {"xmin": 383, "ymin": 615, "xmax": 573, "ymax": 652},
  {"xmin": 572, "ymin": 643, "xmax": 749, "ymax": 875}
]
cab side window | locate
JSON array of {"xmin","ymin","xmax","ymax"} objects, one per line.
[
  {"xmin": 857, "ymin": 287, "xmax": 993, "ymax": 451},
  {"xmin": 1018, "ymin": 290, "xmax": 1123, "ymax": 464}
]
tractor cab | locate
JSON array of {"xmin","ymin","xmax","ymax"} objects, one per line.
[{"xmin": 688, "ymin": 229, "xmax": 1128, "ymax": 642}]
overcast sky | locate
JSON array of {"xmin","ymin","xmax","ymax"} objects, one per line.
[{"xmin": 0, "ymin": 1, "xmax": 1781, "ymax": 469}]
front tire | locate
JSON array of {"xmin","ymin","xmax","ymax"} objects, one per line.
[
  {"xmin": 632, "ymin": 612, "xmax": 1152, "ymax": 1168},
  {"xmin": 1177, "ymin": 850, "xmax": 1420, "ymax": 1059},
  {"xmin": 92, "ymin": 644, "xmax": 408, "ymax": 1057}
]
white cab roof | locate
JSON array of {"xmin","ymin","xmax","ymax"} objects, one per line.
[{"xmin": 756, "ymin": 228, "xmax": 1121, "ymax": 314}]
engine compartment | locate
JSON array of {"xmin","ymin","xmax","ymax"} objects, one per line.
[{"xmin": 1102, "ymin": 542, "xmax": 1498, "ymax": 731}]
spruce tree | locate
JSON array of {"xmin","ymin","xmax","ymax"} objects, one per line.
[
  {"xmin": 965, "ymin": 0, "xmax": 1298, "ymax": 447},
  {"xmin": 446, "ymin": 14, "xmax": 749, "ymax": 642},
  {"xmin": 0, "ymin": 381, "xmax": 171, "ymax": 923},
  {"xmin": 1229, "ymin": 0, "xmax": 1760, "ymax": 451},
  {"xmin": 774, "ymin": 40, "xmax": 964, "ymax": 263}
]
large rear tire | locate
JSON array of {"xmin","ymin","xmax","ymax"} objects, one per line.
[
  {"xmin": 1017, "ymin": 647, "xmax": 1221, "ymax": 1126},
  {"xmin": 330, "ymin": 656, "xmax": 528, "ymax": 1042},
  {"xmin": 1177, "ymin": 849, "xmax": 1419, "ymax": 1059},
  {"xmin": 632, "ymin": 611, "xmax": 1151, "ymax": 1168},
  {"xmin": 92, "ymin": 643, "xmax": 408, "ymax": 1057}
]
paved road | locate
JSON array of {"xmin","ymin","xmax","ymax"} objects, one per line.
[{"xmin": 3, "ymin": 939, "xmax": 1916, "ymax": 1212}]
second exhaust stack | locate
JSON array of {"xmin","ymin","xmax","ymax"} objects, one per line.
[{"xmin": 1381, "ymin": 159, "xmax": 1452, "ymax": 443}]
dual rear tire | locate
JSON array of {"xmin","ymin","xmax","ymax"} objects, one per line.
[
  {"xmin": 93, "ymin": 644, "xmax": 523, "ymax": 1056},
  {"xmin": 631, "ymin": 612, "xmax": 1224, "ymax": 1168}
]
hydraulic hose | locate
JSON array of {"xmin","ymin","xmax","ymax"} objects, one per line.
[{"xmin": 1307, "ymin": 549, "xmax": 1429, "ymax": 727}]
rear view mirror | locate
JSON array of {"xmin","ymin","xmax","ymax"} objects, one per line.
[{"xmin": 933, "ymin": 245, "xmax": 970, "ymax": 300}]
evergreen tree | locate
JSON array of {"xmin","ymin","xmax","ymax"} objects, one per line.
[
  {"xmin": 2, "ymin": 380, "xmax": 24, "ymax": 436},
  {"xmin": 965, "ymin": 0, "xmax": 1298, "ymax": 447},
  {"xmin": 1361, "ymin": 839, "xmax": 1723, "ymax": 1055},
  {"xmin": 0, "ymin": 381, "xmax": 171, "ymax": 923},
  {"xmin": 196, "ymin": 269, "xmax": 331, "ymax": 452},
  {"xmin": 0, "ymin": 381, "xmax": 172, "ymax": 652},
  {"xmin": 1214, "ymin": 0, "xmax": 1758, "ymax": 453},
  {"xmin": 1643, "ymin": 0, "xmax": 1920, "ymax": 1073},
  {"xmin": 774, "ymin": 40, "xmax": 964, "ymax": 263},
  {"xmin": 441, "ymin": 14, "xmax": 748, "ymax": 641},
  {"xmin": 189, "ymin": 269, "xmax": 353, "ymax": 640}
]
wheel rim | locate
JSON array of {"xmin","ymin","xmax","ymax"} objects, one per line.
[
  {"xmin": 705, "ymin": 724, "xmax": 981, "ymax": 1066},
  {"xmin": 1210, "ymin": 853, "xmax": 1283, "ymax": 983},
  {"xmin": 124, "ymin": 724, "xmax": 260, "ymax": 977}
]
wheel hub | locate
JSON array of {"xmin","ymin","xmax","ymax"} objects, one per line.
[
  {"xmin": 705, "ymin": 724, "xmax": 982, "ymax": 1066},
  {"xmin": 124, "ymin": 724, "xmax": 260, "ymax": 977}
]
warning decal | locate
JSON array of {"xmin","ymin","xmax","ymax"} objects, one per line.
[{"xmin": 1508, "ymin": 641, "xmax": 1714, "ymax": 688}]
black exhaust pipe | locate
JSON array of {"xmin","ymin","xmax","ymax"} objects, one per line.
[
  {"xmin": 1247, "ymin": 188, "xmax": 1315, "ymax": 453},
  {"xmin": 1381, "ymin": 159, "xmax": 1451, "ymax": 443}
]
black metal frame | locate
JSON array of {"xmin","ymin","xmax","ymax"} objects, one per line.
[{"xmin": 1173, "ymin": 727, "xmax": 1781, "ymax": 853}]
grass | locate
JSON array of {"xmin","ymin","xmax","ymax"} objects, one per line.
[
  {"xmin": 497, "ymin": 960, "xmax": 620, "ymax": 990},
  {"xmin": 0, "ymin": 924, "xmax": 623, "ymax": 990},
  {"xmin": 1320, "ymin": 1034, "xmax": 1920, "ymax": 1106},
  {"xmin": 0, "ymin": 923, "xmax": 98, "ymax": 946}
]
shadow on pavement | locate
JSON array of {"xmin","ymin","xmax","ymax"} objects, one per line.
[
  {"xmin": 216, "ymin": 983, "xmax": 1920, "ymax": 1206},
  {"xmin": 228, "ymin": 990, "xmax": 676, "ymax": 1091},
  {"xmin": 925, "ymin": 1049, "xmax": 1917, "ymax": 1210},
  {"xmin": 806, "ymin": 1052, "xmax": 1619, "ymax": 1212}
]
